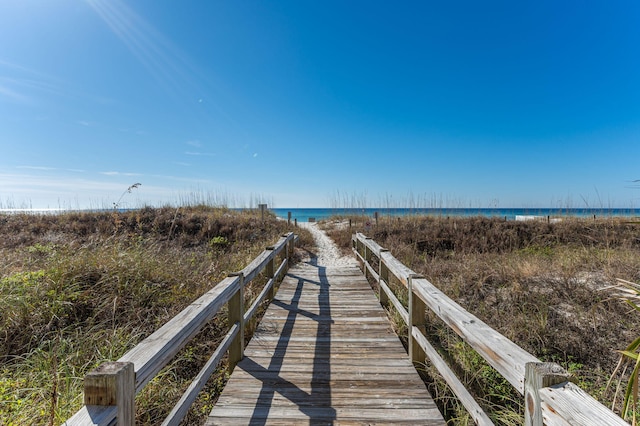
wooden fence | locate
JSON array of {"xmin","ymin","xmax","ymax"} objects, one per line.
[
  {"xmin": 64, "ymin": 232, "xmax": 297, "ymax": 426},
  {"xmin": 352, "ymin": 232, "xmax": 627, "ymax": 426}
]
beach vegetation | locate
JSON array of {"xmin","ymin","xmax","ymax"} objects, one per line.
[
  {"xmin": 324, "ymin": 215, "xmax": 640, "ymax": 424},
  {"xmin": 0, "ymin": 206, "xmax": 310, "ymax": 425},
  {"xmin": 606, "ymin": 278, "xmax": 640, "ymax": 424}
]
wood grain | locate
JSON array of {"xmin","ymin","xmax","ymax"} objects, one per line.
[{"xmin": 207, "ymin": 264, "xmax": 446, "ymax": 425}]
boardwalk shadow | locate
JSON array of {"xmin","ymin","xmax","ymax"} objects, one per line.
[
  {"xmin": 243, "ymin": 263, "xmax": 336, "ymax": 425},
  {"xmin": 303, "ymin": 248, "xmax": 319, "ymax": 266}
]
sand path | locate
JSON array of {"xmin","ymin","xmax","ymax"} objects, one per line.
[{"xmin": 297, "ymin": 222, "xmax": 357, "ymax": 267}]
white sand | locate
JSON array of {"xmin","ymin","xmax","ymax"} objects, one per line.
[{"xmin": 297, "ymin": 222, "xmax": 357, "ymax": 267}]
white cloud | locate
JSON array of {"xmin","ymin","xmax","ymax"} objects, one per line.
[
  {"xmin": 15, "ymin": 166, "xmax": 85, "ymax": 173},
  {"xmin": 100, "ymin": 171, "xmax": 142, "ymax": 176},
  {"xmin": 17, "ymin": 165, "xmax": 57, "ymax": 171},
  {"xmin": 0, "ymin": 83, "xmax": 29, "ymax": 103},
  {"xmin": 185, "ymin": 151, "xmax": 215, "ymax": 157},
  {"xmin": 0, "ymin": 61, "xmax": 75, "ymax": 104},
  {"xmin": 186, "ymin": 140, "xmax": 202, "ymax": 147}
]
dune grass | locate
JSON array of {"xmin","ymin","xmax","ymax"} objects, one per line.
[
  {"xmin": 0, "ymin": 206, "xmax": 312, "ymax": 425},
  {"xmin": 324, "ymin": 215, "xmax": 640, "ymax": 424}
]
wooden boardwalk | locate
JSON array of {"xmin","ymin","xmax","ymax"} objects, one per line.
[{"xmin": 207, "ymin": 263, "xmax": 445, "ymax": 425}]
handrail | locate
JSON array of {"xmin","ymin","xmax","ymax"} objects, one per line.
[
  {"xmin": 352, "ymin": 232, "xmax": 626, "ymax": 426},
  {"xmin": 64, "ymin": 232, "xmax": 298, "ymax": 426}
]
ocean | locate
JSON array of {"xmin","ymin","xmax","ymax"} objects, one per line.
[
  {"xmin": 3, "ymin": 207, "xmax": 637, "ymax": 223},
  {"xmin": 272, "ymin": 208, "xmax": 640, "ymax": 223}
]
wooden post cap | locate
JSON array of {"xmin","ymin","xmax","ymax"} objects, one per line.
[
  {"xmin": 84, "ymin": 361, "xmax": 135, "ymax": 406},
  {"xmin": 525, "ymin": 362, "xmax": 572, "ymax": 426}
]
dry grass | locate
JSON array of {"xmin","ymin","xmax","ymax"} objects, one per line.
[
  {"xmin": 325, "ymin": 215, "xmax": 640, "ymax": 424},
  {"xmin": 0, "ymin": 206, "xmax": 311, "ymax": 425}
]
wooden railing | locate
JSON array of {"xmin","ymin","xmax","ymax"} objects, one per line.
[
  {"xmin": 352, "ymin": 233, "xmax": 627, "ymax": 426},
  {"xmin": 64, "ymin": 232, "xmax": 297, "ymax": 426}
]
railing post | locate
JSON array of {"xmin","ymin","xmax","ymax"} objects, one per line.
[
  {"xmin": 362, "ymin": 236, "xmax": 373, "ymax": 279},
  {"xmin": 378, "ymin": 250, "xmax": 389, "ymax": 306},
  {"xmin": 408, "ymin": 274, "xmax": 427, "ymax": 366},
  {"xmin": 266, "ymin": 246, "xmax": 276, "ymax": 300},
  {"xmin": 363, "ymin": 242, "xmax": 369, "ymax": 279},
  {"xmin": 524, "ymin": 362, "xmax": 571, "ymax": 426},
  {"xmin": 287, "ymin": 234, "xmax": 295, "ymax": 261},
  {"xmin": 228, "ymin": 272, "xmax": 245, "ymax": 371},
  {"xmin": 84, "ymin": 361, "xmax": 135, "ymax": 425},
  {"xmin": 354, "ymin": 236, "xmax": 362, "ymax": 267}
]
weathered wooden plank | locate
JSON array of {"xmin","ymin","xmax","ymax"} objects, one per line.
[
  {"xmin": 412, "ymin": 276, "xmax": 538, "ymax": 394},
  {"xmin": 354, "ymin": 233, "xmax": 627, "ymax": 425},
  {"xmin": 524, "ymin": 362, "xmax": 572, "ymax": 426},
  {"xmin": 230, "ymin": 369, "xmax": 422, "ymax": 382},
  {"xmin": 245, "ymin": 349, "xmax": 409, "ymax": 358},
  {"xmin": 161, "ymin": 323, "xmax": 239, "ymax": 426},
  {"xmin": 208, "ymin": 264, "xmax": 446, "ymax": 425},
  {"xmin": 539, "ymin": 382, "xmax": 628, "ymax": 426},
  {"xmin": 216, "ymin": 388, "xmax": 434, "ymax": 401},
  {"xmin": 62, "ymin": 405, "xmax": 115, "ymax": 426},
  {"xmin": 379, "ymin": 275, "xmax": 409, "ymax": 325},
  {"xmin": 239, "ymin": 234, "xmax": 291, "ymax": 284},
  {"xmin": 66, "ymin": 233, "xmax": 298, "ymax": 426},
  {"xmin": 412, "ymin": 326, "xmax": 494, "ymax": 425},
  {"xmin": 119, "ymin": 275, "xmax": 240, "ymax": 392},
  {"xmin": 218, "ymin": 379, "xmax": 435, "ymax": 393},
  {"xmin": 354, "ymin": 233, "xmax": 539, "ymax": 395},
  {"xmin": 218, "ymin": 382, "xmax": 433, "ymax": 395},
  {"xmin": 208, "ymin": 406, "xmax": 443, "ymax": 422},
  {"xmin": 215, "ymin": 394, "xmax": 437, "ymax": 409},
  {"xmin": 243, "ymin": 277, "xmax": 274, "ymax": 323},
  {"xmin": 83, "ymin": 362, "xmax": 135, "ymax": 426}
]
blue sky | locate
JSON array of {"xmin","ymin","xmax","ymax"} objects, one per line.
[{"xmin": 1, "ymin": 1, "xmax": 639, "ymax": 209}]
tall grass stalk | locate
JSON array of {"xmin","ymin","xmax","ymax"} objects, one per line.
[
  {"xmin": 606, "ymin": 278, "xmax": 640, "ymax": 424},
  {"xmin": 325, "ymin": 215, "xmax": 640, "ymax": 424},
  {"xmin": 0, "ymin": 206, "xmax": 310, "ymax": 425}
]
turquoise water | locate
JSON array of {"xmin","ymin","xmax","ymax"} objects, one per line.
[
  {"xmin": 272, "ymin": 208, "xmax": 640, "ymax": 223},
  {"xmin": 3, "ymin": 207, "xmax": 637, "ymax": 223}
]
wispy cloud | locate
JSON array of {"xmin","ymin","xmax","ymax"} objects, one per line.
[
  {"xmin": 185, "ymin": 151, "xmax": 215, "ymax": 157},
  {"xmin": 186, "ymin": 140, "xmax": 202, "ymax": 148},
  {"xmin": 16, "ymin": 166, "xmax": 86, "ymax": 173},
  {"xmin": 117, "ymin": 128, "xmax": 147, "ymax": 135},
  {"xmin": 17, "ymin": 165, "xmax": 57, "ymax": 171},
  {"xmin": 0, "ymin": 83, "xmax": 29, "ymax": 103},
  {"xmin": 100, "ymin": 171, "xmax": 142, "ymax": 176},
  {"xmin": 0, "ymin": 60, "xmax": 72, "ymax": 104},
  {"xmin": 0, "ymin": 171, "xmax": 247, "ymax": 209},
  {"xmin": 0, "ymin": 173, "xmax": 134, "ymax": 207},
  {"xmin": 148, "ymin": 174, "xmax": 216, "ymax": 185},
  {"xmin": 87, "ymin": 0, "xmax": 201, "ymax": 99}
]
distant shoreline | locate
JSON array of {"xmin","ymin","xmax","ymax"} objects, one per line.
[
  {"xmin": 2, "ymin": 206, "xmax": 638, "ymax": 223},
  {"xmin": 272, "ymin": 207, "xmax": 640, "ymax": 222}
]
